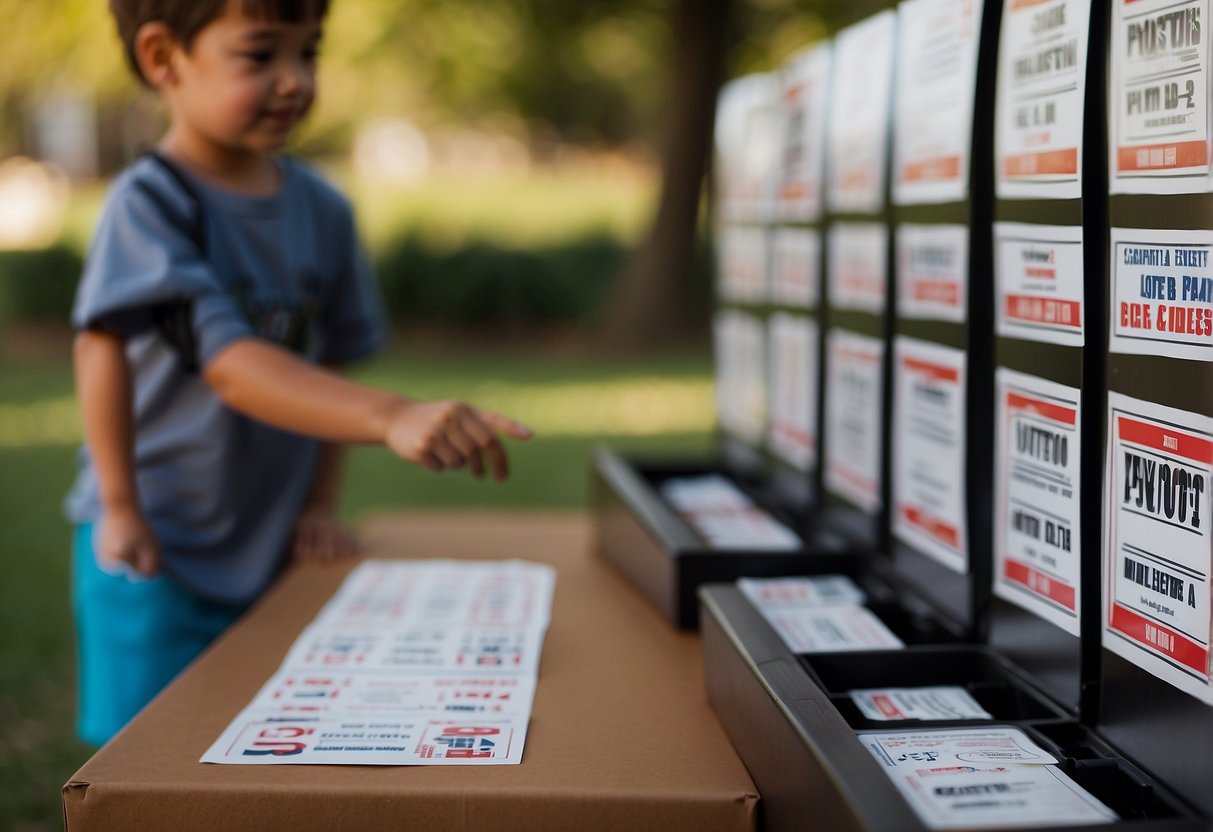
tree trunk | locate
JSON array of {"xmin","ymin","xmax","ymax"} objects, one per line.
[{"xmin": 600, "ymin": 0, "xmax": 731, "ymax": 350}]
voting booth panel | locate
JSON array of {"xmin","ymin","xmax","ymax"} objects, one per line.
[
  {"xmin": 695, "ymin": 0, "xmax": 1213, "ymax": 829},
  {"xmin": 592, "ymin": 51, "xmax": 866, "ymax": 629}
]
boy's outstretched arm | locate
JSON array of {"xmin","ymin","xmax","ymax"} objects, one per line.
[
  {"xmin": 203, "ymin": 338, "xmax": 532, "ymax": 480},
  {"xmin": 74, "ymin": 329, "xmax": 162, "ymax": 576}
]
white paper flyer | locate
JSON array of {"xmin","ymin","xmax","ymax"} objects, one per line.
[
  {"xmin": 824, "ymin": 329, "xmax": 885, "ymax": 514},
  {"xmin": 1104, "ymin": 393, "xmax": 1213, "ymax": 704},
  {"xmin": 715, "ymin": 73, "xmax": 782, "ymax": 221},
  {"xmin": 995, "ymin": 222, "xmax": 1085, "ymax": 347},
  {"xmin": 777, "ymin": 43, "xmax": 831, "ymax": 223},
  {"xmin": 994, "ymin": 370, "xmax": 1083, "ymax": 636},
  {"xmin": 892, "ymin": 338, "xmax": 969, "ymax": 574},
  {"xmin": 896, "ymin": 224, "xmax": 969, "ymax": 324},
  {"xmin": 1109, "ymin": 228, "xmax": 1213, "ymax": 363},
  {"xmin": 771, "ymin": 227, "xmax": 820, "ymax": 309},
  {"xmin": 716, "ymin": 224, "xmax": 768, "ymax": 305},
  {"xmin": 767, "ymin": 313, "xmax": 818, "ymax": 472},
  {"xmin": 828, "ymin": 223, "xmax": 888, "ymax": 315},
  {"xmin": 714, "ymin": 310, "xmax": 768, "ymax": 447},
  {"xmin": 827, "ymin": 11, "xmax": 897, "ymax": 214},
  {"xmin": 893, "ymin": 0, "xmax": 983, "ymax": 205},
  {"xmin": 995, "ymin": 0, "xmax": 1091, "ymax": 199},
  {"xmin": 1109, "ymin": 0, "xmax": 1211, "ymax": 194}
]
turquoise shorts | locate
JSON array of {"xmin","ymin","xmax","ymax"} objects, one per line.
[{"xmin": 72, "ymin": 524, "xmax": 248, "ymax": 746}]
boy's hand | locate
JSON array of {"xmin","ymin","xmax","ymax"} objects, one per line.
[
  {"xmin": 384, "ymin": 400, "xmax": 532, "ymax": 481},
  {"xmin": 98, "ymin": 506, "xmax": 161, "ymax": 578},
  {"xmin": 290, "ymin": 507, "xmax": 359, "ymax": 564}
]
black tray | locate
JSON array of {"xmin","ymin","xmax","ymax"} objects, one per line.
[
  {"xmin": 591, "ymin": 447, "xmax": 861, "ymax": 628},
  {"xmin": 699, "ymin": 584, "xmax": 1205, "ymax": 832}
]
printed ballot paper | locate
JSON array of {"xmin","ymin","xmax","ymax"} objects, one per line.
[
  {"xmin": 201, "ymin": 559, "xmax": 555, "ymax": 765},
  {"xmin": 661, "ymin": 475, "xmax": 801, "ymax": 550},
  {"xmin": 737, "ymin": 575, "xmax": 904, "ymax": 653},
  {"xmin": 850, "ymin": 687, "xmax": 992, "ymax": 722},
  {"xmin": 860, "ymin": 728, "xmax": 1116, "ymax": 829}
]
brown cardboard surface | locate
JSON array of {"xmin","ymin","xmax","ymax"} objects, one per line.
[{"xmin": 63, "ymin": 511, "xmax": 758, "ymax": 832}]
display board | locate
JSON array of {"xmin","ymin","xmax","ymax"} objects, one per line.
[
  {"xmin": 763, "ymin": 45, "xmax": 832, "ymax": 510},
  {"xmin": 887, "ymin": 0, "xmax": 996, "ymax": 635},
  {"xmin": 713, "ymin": 74, "xmax": 781, "ymax": 477},
  {"xmin": 986, "ymin": 0, "xmax": 1103, "ymax": 712},
  {"xmin": 819, "ymin": 11, "xmax": 897, "ymax": 552}
]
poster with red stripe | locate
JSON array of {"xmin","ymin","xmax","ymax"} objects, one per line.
[
  {"xmin": 995, "ymin": 222, "xmax": 1085, "ymax": 347},
  {"xmin": 994, "ymin": 370, "xmax": 1082, "ymax": 635},
  {"xmin": 827, "ymin": 11, "xmax": 896, "ymax": 214},
  {"xmin": 896, "ymin": 224, "xmax": 969, "ymax": 324},
  {"xmin": 1105, "ymin": 393, "xmax": 1213, "ymax": 704},
  {"xmin": 824, "ymin": 329, "xmax": 885, "ymax": 514},
  {"xmin": 776, "ymin": 43, "xmax": 831, "ymax": 223},
  {"xmin": 767, "ymin": 313, "xmax": 818, "ymax": 472},
  {"xmin": 893, "ymin": 337, "xmax": 968, "ymax": 573},
  {"xmin": 1109, "ymin": 0, "xmax": 1211, "ymax": 195},
  {"xmin": 893, "ymin": 0, "xmax": 983, "ymax": 206},
  {"xmin": 1109, "ymin": 228, "xmax": 1213, "ymax": 363},
  {"xmin": 995, "ymin": 0, "xmax": 1091, "ymax": 200}
]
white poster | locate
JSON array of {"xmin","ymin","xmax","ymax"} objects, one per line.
[
  {"xmin": 767, "ymin": 313, "xmax": 818, "ymax": 472},
  {"xmin": 893, "ymin": 338, "xmax": 968, "ymax": 573},
  {"xmin": 714, "ymin": 310, "xmax": 767, "ymax": 447},
  {"xmin": 827, "ymin": 11, "xmax": 897, "ymax": 214},
  {"xmin": 896, "ymin": 224, "xmax": 969, "ymax": 323},
  {"xmin": 771, "ymin": 227, "xmax": 821, "ymax": 309},
  {"xmin": 828, "ymin": 223, "xmax": 888, "ymax": 315},
  {"xmin": 994, "ymin": 370, "xmax": 1082, "ymax": 636},
  {"xmin": 1109, "ymin": 0, "xmax": 1211, "ymax": 194},
  {"xmin": 1109, "ymin": 228, "xmax": 1213, "ymax": 362},
  {"xmin": 715, "ymin": 73, "xmax": 783, "ymax": 221},
  {"xmin": 893, "ymin": 0, "xmax": 983, "ymax": 205},
  {"xmin": 1105, "ymin": 393, "xmax": 1213, "ymax": 704},
  {"xmin": 995, "ymin": 0, "xmax": 1092, "ymax": 200},
  {"xmin": 716, "ymin": 224, "xmax": 768, "ymax": 304},
  {"xmin": 777, "ymin": 43, "xmax": 832, "ymax": 223},
  {"xmin": 995, "ymin": 222, "xmax": 1085, "ymax": 347},
  {"xmin": 824, "ymin": 329, "xmax": 885, "ymax": 514}
]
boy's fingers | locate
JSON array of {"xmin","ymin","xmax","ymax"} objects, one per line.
[
  {"xmin": 448, "ymin": 420, "xmax": 485, "ymax": 478},
  {"xmin": 133, "ymin": 543, "xmax": 159, "ymax": 578},
  {"xmin": 459, "ymin": 412, "xmax": 511, "ymax": 481},
  {"xmin": 429, "ymin": 436, "xmax": 465, "ymax": 470},
  {"xmin": 477, "ymin": 409, "xmax": 533, "ymax": 441}
]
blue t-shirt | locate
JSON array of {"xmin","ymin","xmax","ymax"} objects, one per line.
[{"xmin": 65, "ymin": 155, "xmax": 387, "ymax": 604}]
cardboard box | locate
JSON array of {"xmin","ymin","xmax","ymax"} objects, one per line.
[{"xmin": 63, "ymin": 512, "xmax": 758, "ymax": 832}]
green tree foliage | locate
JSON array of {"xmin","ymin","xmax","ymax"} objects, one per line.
[{"xmin": 0, "ymin": 0, "xmax": 839, "ymax": 157}]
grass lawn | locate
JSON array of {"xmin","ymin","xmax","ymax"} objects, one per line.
[{"xmin": 0, "ymin": 342, "xmax": 711, "ymax": 831}]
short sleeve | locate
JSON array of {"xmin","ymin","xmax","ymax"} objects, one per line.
[
  {"xmin": 315, "ymin": 198, "xmax": 388, "ymax": 365},
  {"xmin": 72, "ymin": 163, "xmax": 255, "ymax": 366}
]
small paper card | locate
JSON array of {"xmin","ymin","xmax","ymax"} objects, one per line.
[{"xmin": 850, "ymin": 687, "xmax": 992, "ymax": 722}]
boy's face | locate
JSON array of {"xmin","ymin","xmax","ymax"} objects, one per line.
[{"xmin": 166, "ymin": 0, "xmax": 322, "ymax": 155}]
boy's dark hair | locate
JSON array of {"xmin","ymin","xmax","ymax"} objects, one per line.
[{"xmin": 110, "ymin": 0, "xmax": 330, "ymax": 85}]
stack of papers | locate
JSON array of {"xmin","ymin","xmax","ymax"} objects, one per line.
[
  {"xmin": 737, "ymin": 575, "xmax": 904, "ymax": 653},
  {"xmin": 859, "ymin": 728, "xmax": 1117, "ymax": 828},
  {"xmin": 201, "ymin": 559, "xmax": 556, "ymax": 766},
  {"xmin": 661, "ymin": 475, "xmax": 801, "ymax": 550}
]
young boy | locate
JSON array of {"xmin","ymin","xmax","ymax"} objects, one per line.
[{"xmin": 66, "ymin": 0, "xmax": 532, "ymax": 746}]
